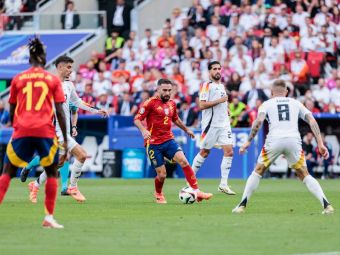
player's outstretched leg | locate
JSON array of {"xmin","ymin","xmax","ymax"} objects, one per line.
[
  {"xmin": 173, "ymin": 151, "xmax": 213, "ymax": 202},
  {"xmin": 297, "ymin": 167, "xmax": 334, "ymax": 214},
  {"xmin": 67, "ymin": 159, "xmax": 86, "ymax": 202},
  {"xmin": 232, "ymin": 167, "xmax": 263, "ymax": 213},
  {"xmin": 20, "ymin": 155, "xmax": 40, "ymax": 182},
  {"xmin": 59, "ymin": 161, "xmax": 70, "ymax": 196},
  {"xmin": 28, "ymin": 171, "xmax": 47, "ymax": 203},
  {"xmin": 42, "ymin": 164, "xmax": 63, "ymax": 229},
  {"xmin": 192, "ymin": 151, "xmax": 207, "ymax": 175}
]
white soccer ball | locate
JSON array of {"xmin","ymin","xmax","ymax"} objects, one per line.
[{"xmin": 179, "ymin": 186, "xmax": 197, "ymax": 204}]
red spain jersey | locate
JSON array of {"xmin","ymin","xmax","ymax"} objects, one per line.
[
  {"xmin": 9, "ymin": 67, "xmax": 65, "ymax": 139},
  {"xmin": 134, "ymin": 96, "xmax": 179, "ymax": 145}
]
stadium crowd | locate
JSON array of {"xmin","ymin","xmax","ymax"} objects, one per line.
[{"xmin": 72, "ymin": 0, "xmax": 339, "ymax": 129}]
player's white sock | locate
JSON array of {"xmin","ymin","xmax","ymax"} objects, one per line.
[
  {"xmin": 238, "ymin": 171, "xmax": 262, "ymax": 207},
  {"xmin": 192, "ymin": 154, "xmax": 206, "ymax": 174},
  {"xmin": 220, "ymin": 156, "xmax": 232, "ymax": 186},
  {"xmin": 303, "ymin": 175, "xmax": 330, "ymax": 208},
  {"xmin": 69, "ymin": 159, "xmax": 84, "ymax": 188},
  {"xmin": 35, "ymin": 171, "xmax": 47, "ymax": 188}
]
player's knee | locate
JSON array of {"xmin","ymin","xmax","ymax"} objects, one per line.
[
  {"xmin": 178, "ymin": 158, "xmax": 189, "ymax": 167},
  {"xmin": 77, "ymin": 152, "xmax": 87, "ymax": 163},
  {"xmin": 158, "ymin": 172, "xmax": 167, "ymax": 181},
  {"xmin": 224, "ymin": 150, "xmax": 233, "ymax": 157}
]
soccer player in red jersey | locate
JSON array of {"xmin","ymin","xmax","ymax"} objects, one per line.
[
  {"xmin": 134, "ymin": 78, "xmax": 213, "ymax": 204},
  {"xmin": 0, "ymin": 38, "xmax": 68, "ymax": 228}
]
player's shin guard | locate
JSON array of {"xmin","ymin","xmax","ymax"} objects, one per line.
[
  {"xmin": 59, "ymin": 161, "xmax": 70, "ymax": 192},
  {"xmin": 182, "ymin": 165, "xmax": 198, "ymax": 190},
  {"xmin": 220, "ymin": 156, "xmax": 232, "ymax": 186},
  {"xmin": 69, "ymin": 159, "xmax": 83, "ymax": 188},
  {"xmin": 303, "ymin": 175, "xmax": 330, "ymax": 208},
  {"xmin": 154, "ymin": 176, "xmax": 164, "ymax": 194},
  {"xmin": 0, "ymin": 174, "xmax": 11, "ymax": 204},
  {"xmin": 192, "ymin": 154, "xmax": 206, "ymax": 174},
  {"xmin": 239, "ymin": 171, "xmax": 262, "ymax": 207},
  {"xmin": 45, "ymin": 177, "xmax": 58, "ymax": 215}
]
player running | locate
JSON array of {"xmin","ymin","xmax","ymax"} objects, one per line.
[
  {"xmin": 232, "ymin": 80, "xmax": 334, "ymax": 214},
  {"xmin": 134, "ymin": 78, "xmax": 213, "ymax": 204},
  {"xmin": 20, "ymin": 102, "xmax": 79, "ymax": 195},
  {"xmin": 191, "ymin": 61, "xmax": 235, "ymax": 195},
  {"xmin": 0, "ymin": 38, "xmax": 68, "ymax": 228},
  {"xmin": 21, "ymin": 55, "xmax": 108, "ymax": 203}
]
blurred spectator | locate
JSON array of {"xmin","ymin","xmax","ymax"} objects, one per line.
[
  {"xmin": 111, "ymin": 0, "xmax": 131, "ymax": 39},
  {"xmin": 139, "ymin": 28, "xmax": 157, "ymax": 51},
  {"xmin": 112, "ymin": 75, "xmax": 129, "ymax": 97},
  {"xmin": 302, "ymin": 132, "xmax": 317, "ymax": 176},
  {"xmin": 171, "ymin": 7, "xmax": 187, "ymax": 35},
  {"xmin": 105, "ymin": 30, "xmax": 125, "ymax": 57},
  {"xmin": 229, "ymin": 94, "xmax": 247, "ymax": 127},
  {"xmin": 312, "ymin": 78, "xmax": 330, "ymax": 109},
  {"xmin": 79, "ymin": 83, "xmax": 96, "ymax": 114},
  {"xmin": 242, "ymin": 79, "xmax": 268, "ymax": 109},
  {"xmin": 4, "ymin": 0, "xmax": 22, "ymax": 30},
  {"xmin": 93, "ymin": 71, "xmax": 112, "ymax": 97},
  {"xmin": 0, "ymin": 100, "xmax": 10, "ymax": 127},
  {"xmin": 179, "ymin": 100, "xmax": 199, "ymax": 127},
  {"xmin": 330, "ymin": 78, "xmax": 340, "ymax": 108},
  {"xmin": 304, "ymin": 98, "xmax": 320, "ymax": 113},
  {"xmin": 290, "ymin": 50, "xmax": 309, "ymax": 94},
  {"xmin": 227, "ymin": 72, "xmax": 241, "ymax": 92},
  {"xmin": 117, "ymin": 91, "xmax": 137, "ymax": 116},
  {"xmin": 61, "ymin": 1, "xmax": 80, "ymax": 30},
  {"xmin": 79, "ymin": 60, "xmax": 97, "ymax": 80},
  {"xmin": 326, "ymin": 69, "xmax": 338, "ymax": 90},
  {"xmin": 96, "ymin": 93, "xmax": 114, "ymax": 114}
]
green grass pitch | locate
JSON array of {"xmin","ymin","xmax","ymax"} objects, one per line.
[{"xmin": 0, "ymin": 179, "xmax": 339, "ymax": 255}]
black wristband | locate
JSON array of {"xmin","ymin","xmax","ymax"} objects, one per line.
[{"xmin": 72, "ymin": 126, "xmax": 77, "ymax": 130}]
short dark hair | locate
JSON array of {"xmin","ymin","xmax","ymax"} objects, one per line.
[
  {"xmin": 157, "ymin": 78, "xmax": 172, "ymax": 86},
  {"xmin": 208, "ymin": 61, "xmax": 221, "ymax": 70},
  {"xmin": 55, "ymin": 55, "xmax": 74, "ymax": 67}
]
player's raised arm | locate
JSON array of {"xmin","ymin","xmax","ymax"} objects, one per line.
[
  {"xmin": 304, "ymin": 113, "xmax": 329, "ymax": 159},
  {"xmin": 239, "ymin": 112, "xmax": 266, "ymax": 154}
]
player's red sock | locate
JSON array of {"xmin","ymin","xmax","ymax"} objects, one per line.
[
  {"xmin": 182, "ymin": 165, "xmax": 198, "ymax": 189},
  {"xmin": 154, "ymin": 176, "xmax": 164, "ymax": 194},
  {"xmin": 45, "ymin": 177, "xmax": 58, "ymax": 215},
  {"xmin": 0, "ymin": 174, "xmax": 11, "ymax": 204}
]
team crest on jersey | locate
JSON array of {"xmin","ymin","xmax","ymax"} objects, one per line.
[
  {"xmin": 164, "ymin": 108, "xmax": 169, "ymax": 116},
  {"xmin": 139, "ymin": 107, "xmax": 145, "ymax": 114}
]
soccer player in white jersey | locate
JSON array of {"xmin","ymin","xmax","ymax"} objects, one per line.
[
  {"xmin": 191, "ymin": 61, "xmax": 235, "ymax": 195},
  {"xmin": 27, "ymin": 55, "xmax": 108, "ymax": 203},
  {"xmin": 232, "ymin": 80, "xmax": 334, "ymax": 214}
]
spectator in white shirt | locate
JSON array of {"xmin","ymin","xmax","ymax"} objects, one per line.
[
  {"xmin": 206, "ymin": 15, "xmax": 220, "ymax": 41},
  {"xmin": 239, "ymin": 5, "xmax": 259, "ymax": 30},
  {"xmin": 230, "ymin": 47, "xmax": 253, "ymax": 77},
  {"xmin": 330, "ymin": 79, "xmax": 340, "ymax": 107},
  {"xmin": 313, "ymin": 78, "xmax": 330, "ymax": 107},
  {"xmin": 253, "ymin": 49, "xmax": 274, "ymax": 73},
  {"xmin": 266, "ymin": 37, "xmax": 285, "ymax": 63},
  {"xmin": 171, "ymin": 7, "xmax": 187, "ymax": 35},
  {"xmin": 5, "ymin": 0, "xmax": 22, "ymax": 30},
  {"xmin": 292, "ymin": 5, "xmax": 309, "ymax": 28},
  {"xmin": 139, "ymin": 28, "xmax": 157, "ymax": 51},
  {"xmin": 93, "ymin": 72, "xmax": 112, "ymax": 98},
  {"xmin": 280, "ymin": 29, "xmax": 297, "ymax": 53},
  {"xmin": 228, "ymin": 36, "xmax": 248, "ymax": 58},
  {"xmin": 61, "ymin": 1, "xmax": 80, "ymax": 30},
  {"xmin": 300, "ymin": 26, "xmax": 320, "ymax": 52},
  {"xmin": 314, "ymin": 5, "xmax": 329, "ymax": 28}
]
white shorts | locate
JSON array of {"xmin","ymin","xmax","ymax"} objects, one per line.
[
  {"xmin": 257, "ymin": 137, "xmax": 306, "ymax": 169},
  {"xmin": 58, "ymin": 134, "xmax": 78, "ymax": 155},
  {"xmin": 200, "ymin": 126, "xmax": 233, "ymax": 149}
]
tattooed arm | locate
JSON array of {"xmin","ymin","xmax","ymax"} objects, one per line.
[
  {"xmin": 304, "ymin": 113, "xmax": 329, "ymax": 159},
  {"xmin": 239, "ymin": 112, "xmax": 266, "ymax": 154}
]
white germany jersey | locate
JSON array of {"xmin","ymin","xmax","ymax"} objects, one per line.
[
  {"xmin": 199, "ymin": 81, "xmax": 230, "ymax": 130},
  {"xmin": 258, "ymin": 97, "xmax": 311, "ymax": 140},
  {"xmin": 55, "ymin": 81, "xmax": 97, "ymax": 138}
]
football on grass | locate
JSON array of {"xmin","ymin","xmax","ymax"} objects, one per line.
[{"xmin": 179, "ymin": 187, "xmax": 196, "ymax": 204}]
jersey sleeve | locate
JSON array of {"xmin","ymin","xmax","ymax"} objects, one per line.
[
  {"xmin": 8, "ymin": 77, "xmax": 18, "ymax": 104},
  {"xmin": 199, "ymin": 82, "xmax": 210, "ymax": 101},
  {"xmin": 53, "ymin": 77, "xmax": 65, "ymax": 103},
  {"xmin": 134, "ymin": 99, "xmax": 152, "ymax": 121},
  {"xmin": 257, "ymin": 102, "xmax": 267, "ymax": 116},
  {"xmin": 297, "ymin": 101, "xmax": 312, "ymax": 121}
]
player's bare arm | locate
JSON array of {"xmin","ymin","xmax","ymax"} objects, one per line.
[
  {"xmin": 239, "ymin": 112, "xmax": 266, "ymax": 154},
  {"xmin": 174, "ymin": 119, "xmax": 195, "ymax": 139},
  {"xmin": 71, "ymin": 109, "xmax": 78, "ymax": 137},
  {"xmin": 134, "ymin": 119, "xmax": 151, "ymax": 140},
  {"xmin": 304, "ymin": 113, "xmax": 329, "ymax": 159},
  {"xmin": 55, "ymin": 102, "xmax": 68, "ymax": 163},
  {"xmin": 199, "ymin": 96, "xmax": 228, "ymax": 110}
]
